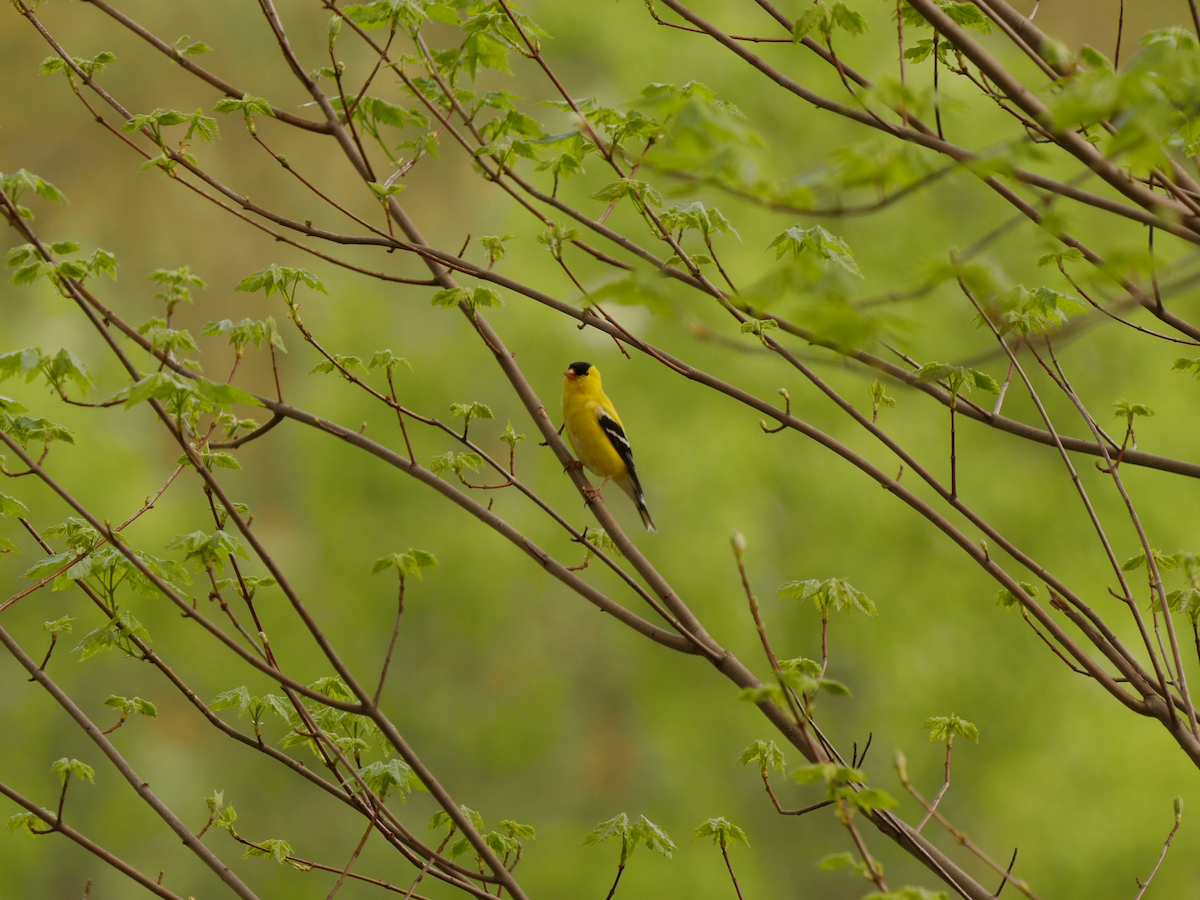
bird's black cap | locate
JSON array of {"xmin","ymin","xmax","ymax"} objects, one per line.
[{"xmin": 567, "ymin": 361, "xmax": 592, "ymax": 376}]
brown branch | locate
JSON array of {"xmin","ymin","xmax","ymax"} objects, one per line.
[
  {"xmin": 0, "ymin": 782, "xmax": 189, "ymax": 900},
  {"xmin": 0, "ymin": 624, "xmax": 262, "ymax": 900}
]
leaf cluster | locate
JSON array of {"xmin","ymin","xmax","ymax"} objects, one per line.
[
  {"xmin": 692, "ymin": 816, "xmax": 748, "ymax": 849},
  {"xmin": 923, "ymin": 714, "xmax": 979, "ymax": 744},
  {"xmin": 0, "ymin": 168, "xmax": 65, "ymax": 220},
  {"xmin": 777, "ymin": 577, "xmax": 877, "ymax": 616},
  {"xmin": 7, "ymin": 242, "xmax": 117, "ymax": 288},
  {"xmin": 371, "ymin": 548, "xmax": 439, "ymax": 579},
  {"xmin": 430, "ymin": 285, "xmax": 504, "ymax": 311},
  {"xmin": 584, "ymin": 812, "xmax": 675, "ymax": 866}
]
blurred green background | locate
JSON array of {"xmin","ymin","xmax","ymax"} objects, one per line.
[{"xmin": 3, "ymin": 0, "xmax": 1200, "ymax": 897}]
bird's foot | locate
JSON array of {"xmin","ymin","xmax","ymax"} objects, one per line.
[
  {"xmin": 563, "ymin": 459, "xmax": 584, "ymax": 473},
  {"xmin": 582, "ymin": 477, "xmax": 609, "ymax": 504}
]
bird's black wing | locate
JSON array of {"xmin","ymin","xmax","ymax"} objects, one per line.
[{"xmin": 596, "ymin": 410, "xmax": 642, "ymax": 490}]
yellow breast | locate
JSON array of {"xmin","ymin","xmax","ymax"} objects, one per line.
[{"xmin": 562, "ymin": 392, "xmax": 628, "ymax": 481}]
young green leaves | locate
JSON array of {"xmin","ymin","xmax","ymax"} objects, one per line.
[
  {"xmin": 693, "ymin": 816, "xmax": 748, "ymax": 848},
  {"xmin": 371, "ymin": 548, "xmax": 439, "ymax": 580},
  {"xmin": 430, "ymin": 451, "xmax": 484, "ymax": 481},
  {"xmin": 167, "ymin": 530, "xmax": 248, "ymax": 575},
  {"xmin": 51, "ymin": 757, "xmax": 96, "ymax": 786},
  {"xmin": 923, "ymin": 714, "xmax": 979, "ymax": 745},
  {"xmin": 769, "ymin": 225, "xmax": 861, "ymax": 277},
  {"xmin": 102, "ymin": 695, "xmax": 158, "ymax": 733},
  {"xmin": 996, "ymin": 581, "xmax": 1038, "ymax": 609},
  {"xmin": 0, "ymin": 347, "xmax": 92, "ymax": 399},
  {"xmin": 790, "ymin": 762, "xmax": 898, "ymax": 814},
  {"xmin": 201, "ymin": 317, "xmax": 286, "ymax": 358},
  {"xmin": 914, "ymin": 363, "xmax": 1000, "ymax": 398},
  {"xmin": 74, "ymin": 611, "xmax": 151, "ymax": 661},
  {"xmin": 584, "ymin": 813, "xmax": 675, "ymax": 866},
  {"xmin": 777, "ymin": 577, "xmax": 877, "ymax": 617},
  {"xmin": 480, "ymin": 233, "xmax": 517, "ymax": 267},
  {"xmin": 359, "ymin": 758, "xmax": 421, "ymax": 801},
  {"xmin": 450, "ymin": 400, "xmax": 493, "ymax": 437},
  {"xmin": 1112, "ymin": 399, "xmax": 1154, "ymax": 430},
  {"xmin": 430, "ymin": 285, "xmax": 504, "ymax": 312},
  {"xmin": 214, "ymin": 94, "xmax": 274, "ymax": 135},
  {"xmin": 150, "ymin": 266, "xmax": 205, "ymax": 314},
  {"xmin": 173, "ymin": 34, "xmax": 213, "ymax": 57},
  {"xmin": 793, "ymin": 2, "xmax": 868, "ymax": 42},
  {"xmin": 0, "ymin": 168, "xmax": 65, "ymax": 220},
  {"xmin": 235, "ymin": 265, "xmax": 326, "ymax": 312},
  {"xmin": 7, "ymin": 243, "xmax": 117, "ymax": 288},
  {"xmin": 739, "ymin": 739, "xmax": 786, "ymax": 776},
  {"xmin": 41, "ymin": 51, "xmax": 116, "ymax": 79},
  {"xmin": 869, "ymin": 379, "xmax": 896, "ymax": 423}
]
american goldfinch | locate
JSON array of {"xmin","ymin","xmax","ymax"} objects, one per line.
[{"xmin": 561, "ymin": 361, "xmax": 656, "ymax": 532}]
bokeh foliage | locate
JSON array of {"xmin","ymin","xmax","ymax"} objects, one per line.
[{"xmin": 3, "ymin": 0, "xmax": 1200, "ymax": 897}]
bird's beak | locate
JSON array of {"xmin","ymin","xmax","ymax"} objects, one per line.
[{"xmin": 564, "ymin": 369, "xmax": 576, "ymax": 380}]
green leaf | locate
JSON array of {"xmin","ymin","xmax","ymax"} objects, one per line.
[
  {"xmin": 914, "ymin": 363, "xmax": 1000, "ymax": 396},
  {"xmin": 738, "ymin": 739, "xmax": 785, "ymax": 773},
  {"xmin": 371, "ymin": 549, "xmax": 440, "ymax": 579},
  {"xmin": 103, "ymin": 695, "xmax": 157, "ymax": 719},
  {"xmin": 692, "ymin": 816, "xmax": 748, "ymax": 848},
  {"xmin": 853, "ymin": 787, "xmax": 899, "ymax": 811},
  {"xmin": 498, "ymin": 421, "xmax": 525, "ymax": 450},
  {"xmin": 584, "ymin": 812, "xmax": 630, "ymax": 848},
  {"xmin": 430, "ymin": 451, "xmax": 484, "ymax": 479},
  {"xmin": 998, "ymin": 285, "xmax": 1083, "ymax": 336},
  {"xmin": 74, "ymin": 611, "xmax": 150, "ymax": 660},
  {"xmin": 214, "ymin": 94, "xmax": 276, "ymax": 134},
  {"xmin": 148, "ymin": 266, "xmax": 205, "ymax": 310},
  {"xmin": 464, "ymin": 31, "xmax": 512, "ymax": 78},
  {"xmin": 1113, "ymin": 399, "xmax": 1154, "ymax": 424},
  {"xmin": 244, "ymin": 838, "xmax": 296, "ymax": 866},
  {"xmin": 1173, "ymin": 357, "xmax": 1200, "ymax": 379},
  {"xmin": 430, "ymin": 285, "xmax": 504, "ymax": 310},
  {"xmin": 479, "ymin": 233, "xmax": 518, "ymax": 266},
  {"xmin": 0, "ymin": 169, "xmax": 66, "ymax": 208},
  {"xmin": 776, "ymin": 577, "xmax": 876, "ymax": 615},
  {"xmin": 996, "ymin": 581, "xmax": 1038, "ymax": 609},
  {"xmin": 166, "ymin": 530, "xmax": 248, "ymax": 574},
  {"xmin": 174, "ymin": 34, "xmax": 213, "ymax": 56},
  {"xmin": 0, "ymin": 492, "xmax": 29, "ymax": 519},
  {"xmin": 368, "ymin": 349, "xmax": 410, "ymax": 373},
  {"xmin": 6, "ymin": 813, "xmax": 45, "ymax": 836},
  {"xmin": 789, "ymin": 762, "xmax": 864, "ymax": 786},
  {"xmin": 309, "ymin": 355, "xmax": 367, "ymax": 378},
  {"xmin": 368, "ymin": 181, "xmax": 406, "ymax": 200},
  {"xmin": 358, "ymin": 758, "xmax": 417, "ymax": 799},
  {"xmin": 22, "ymin": 551, "xmax": 76, "ymax": 581},
  {"xmin": 51, "ymin": 758, "xmax": 95, "ymax": 785},
  {"xmin": 923, "ymin": 714, "xmax": 980, "ymax": 744},
  {"xmin": 195, "ymin": 377, "xmax": 262, "ymax": 409},
  {"xmin": 768, "ymin": 225, "xmax": 861, "ymax": 277},
  {"xmin": 43, "ymin": 615, "xmax": 74, "ymax": 635},
  {"xmin": 234, "ymin": 264, "xmax": 325, "ymax": 299},
  {"xmin": 830, "ymin": 3, "xmax": 868, "ymax": 35},
  {"xmin": 498, "ymin": 819, "xmax": 536, "ymax": 839},
  {"xmin": 631, "ymin": 815, "xmax": 675, "ymax": 858},
  {"xmin": 737, "ymin": 683, "xmax": 786, "ymax": 705},
  {"xmin": 449, "ymin": 401, "xmax": 493, "ymax": 423},
  {"xmin": 818, "ymin": 851, "xmax": 857, "ymax": 870}
]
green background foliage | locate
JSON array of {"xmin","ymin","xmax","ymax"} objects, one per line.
[{"xmin": 2, "ymin": 0, "xmax": 1199, "ymax": 897}]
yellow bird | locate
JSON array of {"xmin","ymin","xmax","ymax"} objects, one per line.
[{"xmin": 561, "ymin": 361, "xmax": 656, "ymax": 532}]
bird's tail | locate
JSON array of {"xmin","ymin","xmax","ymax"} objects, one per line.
[
  {"xmin": 637, "ymin": 500, "xmax": 657, "ymax": 533},
  {"xmin": 618, "ymin": 476, "xmax": 656, "ymax": 532}
]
